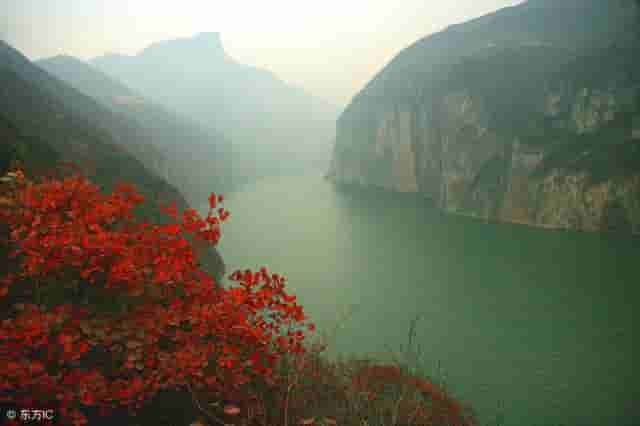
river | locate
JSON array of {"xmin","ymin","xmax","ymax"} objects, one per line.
[{"xmin": 213, "ymin": 174, "xmax": 638, "ymax": 426}]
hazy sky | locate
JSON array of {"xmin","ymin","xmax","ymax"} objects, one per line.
[{"xmin": 3, "ymin": 0, "xmax": 523, "ymax": 106}]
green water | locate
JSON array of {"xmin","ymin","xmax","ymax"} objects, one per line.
[{"xmin": 214, "ymin": 175, "xmax": 638, "ymax": 426}]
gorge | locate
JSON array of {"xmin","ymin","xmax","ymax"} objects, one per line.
[{"xmin": 1, "ymin": 0, "xmax": 639, "ymax": 424}]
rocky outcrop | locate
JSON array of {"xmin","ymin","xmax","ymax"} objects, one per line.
[{"xmin": 329, "ymin": 0, "xmax": 640, "ymax": 234}]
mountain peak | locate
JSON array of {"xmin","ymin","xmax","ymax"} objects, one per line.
[
  {"xmin": 136, "ymin": 32, "xmax": 227, "ymax": 60},
  {"xmin": 193, "ymin": 32, "xmax": 222, "ymax": 43},
  {"xmin": 189, "ymin": 32, "xmax": 225, "ymax": 53}
]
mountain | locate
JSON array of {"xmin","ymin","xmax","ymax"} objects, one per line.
[
  {"xmin": 0, "ymin": 41, "xmax": 166, "ymax": 205},
  {"xmin": 90, "ymin": 32, "xmax": 339, "ymax": 179},
  {"xmin": 328, "ymin": 0, "xmax": 640, "ymax": 234},
  {"xmin": 0, "ymin": 41, "xmax": 224, "ymax": 277},
  {"xmin": 36, "ymin": 54, "xmax": 234, "ymax": 205}
]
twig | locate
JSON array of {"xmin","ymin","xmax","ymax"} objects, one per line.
[
  {"xmin": 186, "ymin": 383, "xmax": 226, "ymax": 426},
  {"xmin": 284, "ymin": 383, "xmax": 294, "ymax": 426}
]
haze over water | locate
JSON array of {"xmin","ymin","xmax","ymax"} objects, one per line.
[
  {"xmin": 3, "ymin": 1, "xmax": 638, "ymax": 425},
  {"xmin": 216, "ymin": 174, "xmax": 638, "ymax": 426}
]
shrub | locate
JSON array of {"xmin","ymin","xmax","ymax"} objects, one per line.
[
  {"xmin": 0, "ymin": 168, "xmax": 312, "ymax": 425},
  {"xmin": 0, "ymin": 168, "xmax": 475, "ymax": 426}
]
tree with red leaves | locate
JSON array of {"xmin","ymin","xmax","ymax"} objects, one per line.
[{"xmin": 0, "ymin": 169, "xmax": 313, "ymax": 425}]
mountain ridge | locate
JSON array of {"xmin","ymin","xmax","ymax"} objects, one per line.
[
  {"xmin": 329, "ymin": 0, "xmax": 640, "ymax": 234},
  {"xmin": 88, "ymin": 32, "xmax": 339, "ymax": 179},
  {"xmin": 36, "ymin": 54, "xmax": 235, "ymax": 205},
  {"xmin": 0, "ymin": 41, "xmax": 226, "ymax": 278}
]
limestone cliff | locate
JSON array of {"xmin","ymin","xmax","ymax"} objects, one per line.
[{"xmin": 329, "ymin": 0, "xmax": 640, "ymax": 234}]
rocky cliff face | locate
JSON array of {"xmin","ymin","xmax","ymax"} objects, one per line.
[{"xmin": 329, "ymin": 0, "xmax": 640, "ymax": 234}]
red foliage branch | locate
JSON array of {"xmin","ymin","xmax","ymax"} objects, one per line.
[{"xmin": 0, "ymin": 171, "xmax": 312, "ymax": 425}]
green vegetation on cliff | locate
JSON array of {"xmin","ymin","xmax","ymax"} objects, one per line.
[{"xmin": 330, "ymin": 0, "xmax": 640, "ymax": 234}]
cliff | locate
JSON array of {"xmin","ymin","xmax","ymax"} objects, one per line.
[{"xmin": 328, "ymin": 0, "xmax": 640, "ymax": 234}]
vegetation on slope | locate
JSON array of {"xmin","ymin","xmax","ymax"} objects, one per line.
[
  {"xmin": 36, "ymin": 55, "xmax": 235, "ymax": 202},
  {"xmin": 0, "ymin": 39, "xmax": 225, "ymax": 281},
  {"xmin": 0, "ymin": 169, "xmax": 475, "ymax": 426}
]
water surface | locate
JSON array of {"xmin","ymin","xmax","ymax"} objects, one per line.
[{"xmin": 214, "ymin": 175, "xmax": 638, "ymax": 426}]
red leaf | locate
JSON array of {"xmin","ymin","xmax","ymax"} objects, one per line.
[
  {"xmin": 0, "ymin": 171, "xmax": 315, "ymax": 419},
  {"xmin": 223, "ymin": 405, "xmax": 240, "ymax": 415},
  {"xmin": 208, "ymin": 193, "xmax": 217, "ymax": 209}
]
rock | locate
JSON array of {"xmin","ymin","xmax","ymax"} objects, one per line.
[{"xmin": 328, "ymin": 1, "xmax": 640, "ymax": 234}]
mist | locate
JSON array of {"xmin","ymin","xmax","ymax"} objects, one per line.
[
  {"xmin": 4, "ymin": 0, "xmax": 522, "ymax": 106},
  {"xmin": 1, "ymin": 1, "xmax": 639, "ymax": 425}
]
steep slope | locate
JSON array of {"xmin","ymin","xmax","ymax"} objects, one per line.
[
  {"xmin": 0, "ymin": 42, "xmax": 173, "ymax": 198},
  {"xmin": 91, "ymin": 32, "xmax": 339, "ymax": 178},
  {"xmin": 329, "ymin": 0, "xmax": 640, "ymax": 234},
  {"xmin": 36, "ymin": 54, "xmax": 234, "ymax": 205},
  {"xmin": 0, "ymin": 113, "xmax": 59, "ymax": 176},
  {"xmin": 0, "ymin": 41, "xmax": 224, "ymax": 277}
]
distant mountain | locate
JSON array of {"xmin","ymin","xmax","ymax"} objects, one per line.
[
  {"xmin": 35, "ymin": 55, "xmax": 137, "ymax": 106},
  {"xmin": 0, "ymin": 41, "xmax": 224, "ymax": 276},
  {"xmin": 36, "ymin": 54, "xmax": 234, "ymax": 205},
  {"xmin": 90, "ymin": 32, "xmax": 339, "ymax": 178},
  {"xmin": 329, "ymin": 0, "xmax": 640, "ymax": 234}
]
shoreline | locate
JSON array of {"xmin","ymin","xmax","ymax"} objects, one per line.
[{"xmin": 326, "ymin": 175, "xmax": 640, "ymax": 238}]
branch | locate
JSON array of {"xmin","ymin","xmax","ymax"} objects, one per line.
[{"xmin": 186, "ymin": 383, "xmax": 226, "ymax": 426}]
